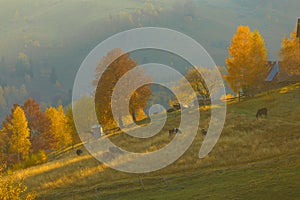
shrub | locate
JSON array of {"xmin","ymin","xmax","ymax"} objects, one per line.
[
  {"xmin": 12, "ymin": 150, "xmax": 48, "ymax": 171},
  {"xmin": 0, "ymin": 165, "xmax": 36, "ymax": 200}
]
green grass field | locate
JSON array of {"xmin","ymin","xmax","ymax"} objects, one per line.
[{"xmin": 9, "ymin": 82, "xmax": 300, "ymax": 199}]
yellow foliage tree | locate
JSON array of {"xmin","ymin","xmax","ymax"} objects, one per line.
[
  {"xmin": 45, "ymin": 106, "xmax": 72, "ymax": 150},
  {"xmin": 0, "ymin": 129, "xmax": 8, "ymax": 163},
  {"xmin": 0, "ymin": 165, "xmax": 36, "ymax": 200},
  {"xmin": 6, "ymin": 106, "xmax": 31, "ymax": 161},
  {"xmin": 225, "ymin": 26, "xmax": 268, "ymax": 97},
  {"xmin": 279, "ymin": 30, "xmax": 300, "ymax": 75}
]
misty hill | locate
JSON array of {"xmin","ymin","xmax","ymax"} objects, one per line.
[{"xmin": 0, "ymin": 0, "xmax": 299, "ymax": 108}]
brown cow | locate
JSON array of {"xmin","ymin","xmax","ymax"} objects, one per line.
[
  {"xmin": 256, "ymin": 108, "xmax": 267, "ymax": 119},
  {"xmin": 201, "ymin": 128, "xmax": 207, "ymax": 136}
]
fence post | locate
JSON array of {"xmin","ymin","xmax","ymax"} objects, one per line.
[
  {"xmin": 95, "ymin": 188, "xmax": 99, "ymax": 199},
  {"xmin": 162, "ymin": 176, "xmax": 169, "ymax": 187},
  {"xmin": 72, "ymin": 189, "xmax": 75, "ymax": 200},
  {"xmin": 139, "ymin": 176, "xmax": 145, "ymax": 190}
]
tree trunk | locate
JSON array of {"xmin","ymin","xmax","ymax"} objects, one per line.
[
  {"xmin": 17, "ymin": 152, "xmax": 20, "ymax": 162},
  {"xmin": 118, "ymin": 116, "xmax": 124, "ymax": 128},
  {"xmin": 132, "ymin": 112, "xmax": 137, "ymax": 124}
]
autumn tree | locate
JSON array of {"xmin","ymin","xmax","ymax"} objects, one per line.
[
  {"xmin": 3, "ymin": 106, "xmax": 31, "ymax": 162},
  {"xmin": 93, "ymin": 48, "xmax": 152, "ymax": 130},
  {"xmin": 225, "ymin": 26, "xmax": 268, "ymax": 97},
  {"xmin": 0, "ymin": 105, "xmax": 18, "ymax": 164},
  {"xmin": 0, "ymin": 165, "xmax": 36, "ymax": 200},
  {"xmin": 279, "ymin": 29, "xmax": 300, "ymax": 75},
  {"xmin": 173, "ymin": 66, "xmax": 223, "ymax": 106},
  {"xmin": 129, "ymin": 84, "xmax": 152, "ymax": 123},
  {"xmin": 65, "ymin": 106, "xmax": 81, "ymax": 145},
  {"xmin": 0, "ymin": 128, "xmax": 8, "ymax": 163},
  {"xmin": 45, "ymin": 105, "xmax": 72, "ymax": 150},
  {"xmin": 22, "ymin": 98, "xmax": 56, "ymax": 153}
]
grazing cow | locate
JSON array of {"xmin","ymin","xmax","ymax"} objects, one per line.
[
  {"xmin": 256, "ymin": 108, "xmax": 267, "ymax": 119},
  {"xmin": 169, "ymin": 128, "xmax": 182, "ymax": 136},
  {"xmin": 76, "ymin": 149, "xmax": 83, "ymax": 156},
  {"xmin": 201, "ymin": 128, "xmax": 207, "ymax": 136}
]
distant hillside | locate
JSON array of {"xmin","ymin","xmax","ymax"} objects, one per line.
[{"xmin": 0, "ymin": 0, "xmax": 299, "ymax": 106}]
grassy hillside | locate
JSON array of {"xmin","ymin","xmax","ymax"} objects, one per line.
[{"xmin": 10, "ymin": 82, "xmax": 300, "ymax": 199}]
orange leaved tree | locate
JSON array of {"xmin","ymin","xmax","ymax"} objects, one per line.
[
  {"xmin": 45, "ymin": 106, "xmax": 72, "ymax": 150},
  {"xmin": 225, "ymin": 26, "xmax": 268, "ymax": 98},
  {"xmin": 93, "ymin": 48, "xmax": 152, "ymax": 130},
  {"xmin": 279, "ymin": 29, "xmax": 300, "ymax": 75}
]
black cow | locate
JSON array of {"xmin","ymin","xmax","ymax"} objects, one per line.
[
  {"xmin": 167, "ymin": 108, "xmax": 176, "ymax": 113},
  {"xmin": 256, "ymin": 108, "xmax": 267, "ymax": 119},
  {"xmin": 201, "ymin": 128, "xmax": 207, "ymax": 136},
  {"xmin": 76, "ymin": 149, "xmax": 83, "ymax": 156},
  {"xmin": 169, "ymin": 128, "xmax": 182, "ymax": 136},
  {"xmin": 173, "ymin": 104, "xmax": 181, "ymax": 110}
]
